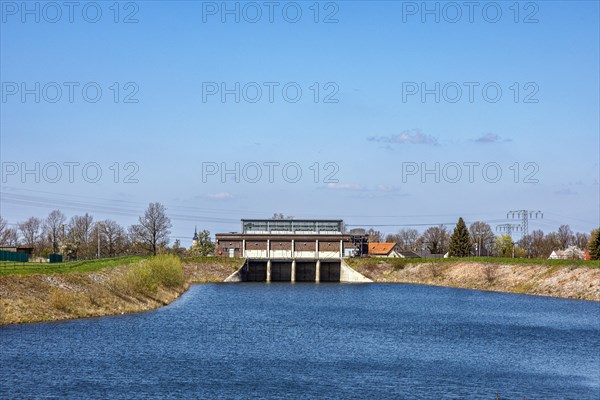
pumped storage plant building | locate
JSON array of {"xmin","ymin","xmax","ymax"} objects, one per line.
[{"xmin": 215, "ymin": 219, "xmax": 369, "ymax": 282}]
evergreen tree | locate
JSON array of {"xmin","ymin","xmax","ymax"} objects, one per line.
[
  {"xmin": 448, "ymin": 217, "xmax": 472, "ymax": 257},
  {"xmin": 589, "ymin": 228, "xmax": 600, "ymax": 260}
]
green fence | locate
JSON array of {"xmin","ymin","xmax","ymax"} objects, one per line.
[
  {"xmin": 48, "ymin": 254, "xmax": 63, "ymax": 263},
  {"xmin": 0, "ymin": 250, "xmax": 29, "ymax": 262}
]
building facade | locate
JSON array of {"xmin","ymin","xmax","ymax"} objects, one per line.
[{"xmin": 215, "ymin": 219, "xmax": 366, "ymax": 259}]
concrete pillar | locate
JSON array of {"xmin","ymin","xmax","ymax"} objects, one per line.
[
  {"xmin": 267, "ymin": 239, "xmax": 270, "ymax": 259},
  {"xmin": 291, "ymin": 260, "xmax": 296, "ymax": 283},
  {"xmin": 242, "ymin": 239, "xmax": 246, "ymax": 258},
  {"xmin": 266, "ymin": 260, "xmax": 271, "ymax": 283},
  {"xmin": 315, "ymin": 260, "xmax": 320, "ymax": 283},
  {"xmin": 291, "ymin": 239, "xmax": 295, "ymax": 259},
  {"xmin": 339, "ymin": 239, "xmax": 343, "ymax": 258},
  {"xmin": 315, "ymin": 239, "xmax": 319, "ymax": 259}
]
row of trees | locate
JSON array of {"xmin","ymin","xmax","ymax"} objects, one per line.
[
  {"xmin": 369, "ymin": 220, "xmax": 599, "ymax": 259},
  {"xmin": 0, "ymin": 203, "xmax": 214, "ymax": 259}
]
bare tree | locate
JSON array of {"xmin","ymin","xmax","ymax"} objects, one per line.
[
  {"xmin": 387, "ymin": 229, "xmax": 419, "ymax": 251},
  {"xmin": 544, "ymin": 232, "xmax": 561, "ymax": 255},
  {"xmin": 65, "ymin": 213, "xmax": 94, "ymax": 259},
  {"xmin": 17, "ymin": 217, "xmax": 42, "ymax": 249},
  {"xmin": 523, "ymin": 230, "xmax": 546, "ymax": 258},
  {"xmin": 469, "ymin": 221, "xmax": 496, "ymax": 256},
  {"xmin": 574, "ymin": 232, "xmax": 590, "ymax": 250},
  {"xmin": 366, "ymin": 228, "xmax": 383, "ymax": 243},
  {"xmin": 399, "ymin": 229, "xmax": 419, "ymax": 251},
  {"xmin": 420, "ymin": 225, "xmax": 449, "ymax": 254},
  {"xmin": 557, "ymin": 225, "xmax": 574, "ymax": 249},
  {"xmin": 100, "ymin": 219, "xmax": 127, "ymax": 257},
  {"xmin": 0, "ymin": 216, "xmax": 12, "ymax": 245},
  {"xmin": 44, "ymin": 210, "xmax": 66, "ymax": 254},
  {"xmin": 3, "ymin": 228, "xmax": 18, "ymax": 246},
  {"xmin": 129, "ymin": 202, "xmax": 172, "ymax": 256}
]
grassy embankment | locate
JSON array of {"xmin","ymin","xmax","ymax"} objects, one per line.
[
  {"xmin": 346, "ymin": 257, "xmax": 600, "ymax": 301},
  {"xmin": 0, "ymin": 256, "xmax": 145, "ymax": 276},
  {"xmin": 0, "ymin": 255, "xmax": 244, "ymax": 325}
]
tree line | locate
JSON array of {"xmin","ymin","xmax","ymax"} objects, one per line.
[
  {"xmin": 2, "ymin": 207, "xmax": 598, "ymax": 260},
  {"xmin": 0, "ymin": 202, "xmax": 214, "ymax": 260},
  {"xmin": 365, "ymin": 219, "xmax": 599, "ymax": 259}
]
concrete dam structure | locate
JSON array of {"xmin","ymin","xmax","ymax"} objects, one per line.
[
  {"xmin": 244, "ymin": 259, "xmax": 341, "ymax": 282},
  {"xmin": 218, "ymin": 219, "xmax": 371, "ymax": 283}
]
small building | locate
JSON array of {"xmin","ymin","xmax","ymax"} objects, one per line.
[
  {"xmin": 549, "ymin": 246, "xmax": 585, "ymax": 260},
  {"xmin": 0, "ymin": 246, "xmax": 34, "ymax": 255},
  {"xmin": 368, "ymin": 243, "xmax": 400, "ymax": 257},
  {"xmin": 548, "ymin": 250, "xmax": 563, "ymax": 259},
  {"xmin": 0, "ymin": 246, "xmax": 33, "ymax": 262}
]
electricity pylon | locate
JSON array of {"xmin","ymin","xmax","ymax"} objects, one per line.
[
  {"xmin": 507, "ymin": 210, "xmax": 543, "ymax": 238},
  {"xmin": 496, "ymin": 224, "xmax": 521, "ymax": 238}
]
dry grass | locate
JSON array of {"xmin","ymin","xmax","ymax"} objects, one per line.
[
  {"xmin": 0, "ymin": 255, "xmax": 244, "ymax": 325},
  {"xmin": 483, "ymin": 264, "xmax": 497, "ymax": 284},
  {"xmin": 428, "ymin": 262, "xmax": 442, "ymax": 279},
  {"xmin": 349, "ymin": 260, "xmax": 600, "ymax": 301}
]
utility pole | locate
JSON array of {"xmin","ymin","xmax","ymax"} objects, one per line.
[
  {"xmin": 61, "ymin": 224, "xmax": 66, "ymax": 256},
  {"xmin": 97, "ymin": 223, "xmax": 101, "ymax": 259}
]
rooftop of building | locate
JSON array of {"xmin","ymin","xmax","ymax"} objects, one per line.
[{"xmin": 368, "ymin": 243, "xmax": 397, "ymax": 255}]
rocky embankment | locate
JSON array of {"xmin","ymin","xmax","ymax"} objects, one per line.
[{"xmin": 349, "ymin": 260, "xmax": 600, "ymax": 301}]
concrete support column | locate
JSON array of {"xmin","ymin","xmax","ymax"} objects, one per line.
[
  {"xmin": 267, "ymin": 239, "xmax": 270, "ymax": 259},
  {"xmin": 291, "ymin": 260, "xmax": 296, "ymax": 283},
  {"xmin": 242, "ymin": 239, "xmax": 246, "ymax": 258},
  {"xmin": 339, "ymin": 239, "xmax": 343, "ymax": 258},
  {"xmin": 315, "ymin": 239, "xmax": 319, "ymax": 259},
  {"xmin": 315, "ymin": 260, "xmax": 321, "ymax": 283},
  {"xmin": 291, "ymin": 239, "xmax": 295, "ymax": 259},
  {"xmin": 266, "ymin": 260, "xmax": 271, "ymax": 283}
]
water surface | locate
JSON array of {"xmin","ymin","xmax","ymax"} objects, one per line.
[{"xmin": 1, "ymin": 283, "xmax": 599, "ymax": 399}]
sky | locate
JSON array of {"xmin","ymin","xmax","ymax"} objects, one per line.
[{"xmin": 1, "ymin": 0, "xmax": 599, "ymax": 246}]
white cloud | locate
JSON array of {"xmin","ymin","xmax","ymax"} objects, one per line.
[
  {"xmin": 205, "ymin": 192, "xmax": 235, "ymax": 200},
  {"xmin": 368, "ymin": 129, "xmax": 438, "ymax": 145}
]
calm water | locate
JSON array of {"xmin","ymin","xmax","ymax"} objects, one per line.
[{"xmin": 1, "ymin": 284, "xmax": 599, "ymax": 399}]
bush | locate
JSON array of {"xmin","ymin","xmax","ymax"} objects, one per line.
[
  {"xmin": 148, "ymin": 255, "xmax": 185, "ymax": 288},
  {"xmin": 49, "ymin": 289, "xmax": 77, "ymax": 312},
  {"xmin": 390, "ymin": 258, "xmax": 408, "ymax": 271},
  {"xmin": 125, "ymin": 262, "xmax": 158, "ymax": 295},
  {"xmin": 125, "ymin": 255, "xmax": 184, "ymax": 295},
  {"xmin": 483, "ymin": 264, "xmax": 497, "ymax": 283},
  {"xmin": 428, "ymin": 262, "xmax": 442, "ymax": 278}
]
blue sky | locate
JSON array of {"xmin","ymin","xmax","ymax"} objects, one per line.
[{"xmin": 1, "ymin": 1, "xmax": 599, "ymax": 245}]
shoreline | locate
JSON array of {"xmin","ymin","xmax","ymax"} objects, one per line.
[
  {"xmin": 1, "ymin": 259, "xmax": 598, "ymax": 326},
  {"xmin": 347, "ymin": 259, "xmax": 600, "ymax": 301},
  {"xmin": 0, "ymin": 260, "xmax": 241, "ymax": 326}
]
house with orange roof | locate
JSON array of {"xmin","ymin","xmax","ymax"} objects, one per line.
[{"xmin": 368, "ymin": 242, "xmax": 400, "ymax": 258}]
